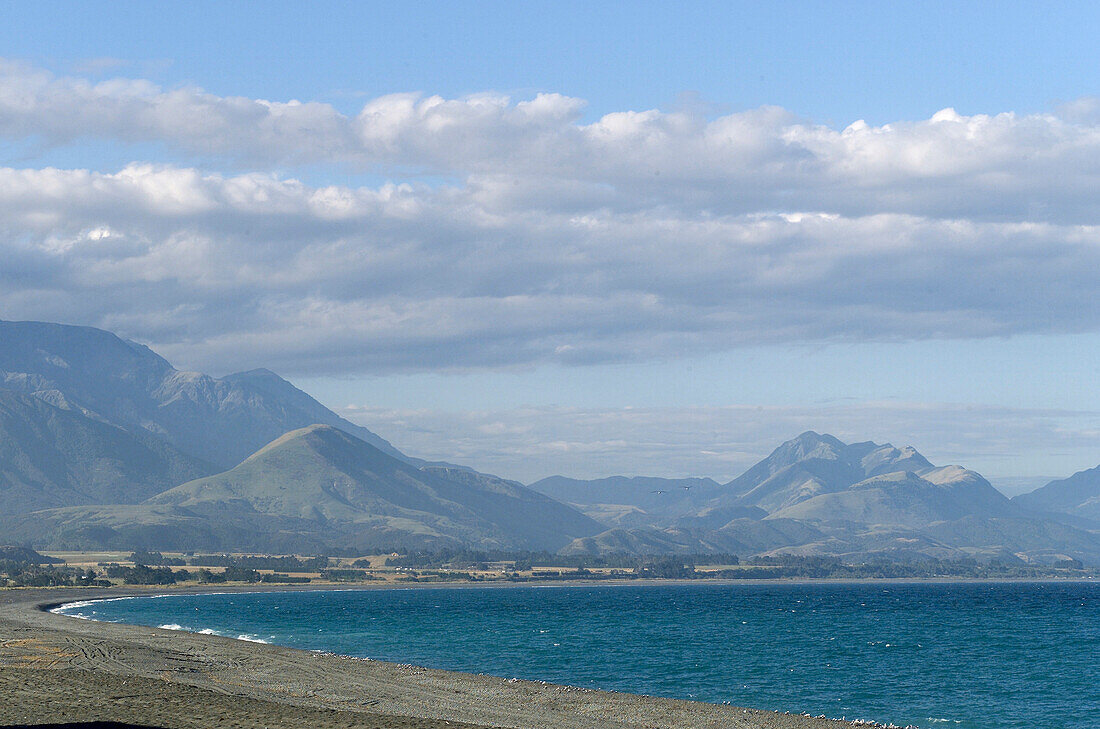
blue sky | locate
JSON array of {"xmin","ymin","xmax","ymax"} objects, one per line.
[
  {"xmin": 2, "ymin": 1, "xmax": 1099, "ymax": 486},
  {"xmin": 6, "ymin": 1, "xmax": 1099, "ymax": 123}
]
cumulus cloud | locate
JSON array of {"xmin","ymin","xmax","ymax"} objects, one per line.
[
  {"xmin": 0, "ymin": 61, "xmax": 354, "ymax": 165},
  {"xmin": 4, "ymin": 61, "xmax": 1100, "ymax": 221},
  {"xmin": 0, "ymin": 163, "xmax": 1099, "ymax": 374},
  {"xmin": 1, "ymin": 61, "xmax": 1099, "ymax": 374},
  {"xmin": 339, "ymin": 402, "xmax": 1100, "ymax": 486}
]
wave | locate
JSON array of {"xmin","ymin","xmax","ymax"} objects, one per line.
[
  {"xmin": 156, "ymin": 622, "xmax": 268, "ymax": 644},
  {"xmin": 237, "ymin": 634, "xmax": 269, "ymax": 643},
  {"xmin": 50, "ymin": 595, "xmax": 144, "ymax": 618}
]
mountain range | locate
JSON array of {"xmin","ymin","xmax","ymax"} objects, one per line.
[
  {"xmin": 535, "ymin": 431, "xmax": 1100, "ymax": 563},
  {"xmin": 0, "ymin": 321, "xmax": 406, "ymax": 470},
  {"xmin": 0, "ymin": 319, "xmax": 1098, "ymax": 563},
  {"xmin": 0, "ymin": 320, "xmax": 600, "ymax": 552}
]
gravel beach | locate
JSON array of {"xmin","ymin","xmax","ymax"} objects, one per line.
[{"xmin": 0, "ymin": 586, "xmax": 900, "ymax": 729}]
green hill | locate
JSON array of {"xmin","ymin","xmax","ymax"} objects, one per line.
[{"xmin": 145, "ymin": 425, "xmax": 603, "ymax": 551}]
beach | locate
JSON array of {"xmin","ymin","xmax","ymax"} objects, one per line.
[{"xmin": 0, "ymin": 585, "xmax": 903, "ymax": 729}]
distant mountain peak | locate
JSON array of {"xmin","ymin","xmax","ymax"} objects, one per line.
[
  {"xmin": 0, "ymin": 319, "xmax": 408, "ymax": 469},
  {"xmin": 720, "ymin": 432, "xmax": 1002, "ymax": 520},
  {"xmin": 227, "ymin": 367, "xmax": 280, "ymax": 379},
  {"xmin": 762, "ymin": 431, "xmax": 847, "ymax": 468},
  {"xmin": 791, "ymin": 430, "xmax": 845, "ymax": 449},
  {"xmin": 794, "ymin": 430, "xmax": 839, "ymax": 443}
]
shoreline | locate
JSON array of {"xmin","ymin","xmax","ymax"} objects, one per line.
[
  {"xmin": 0, "ymin": 583, "xmax": 919, "ymax": 729},
  {"xmin": 34, "ymin": 570, "xmax": 1100, "ymax": 603}
]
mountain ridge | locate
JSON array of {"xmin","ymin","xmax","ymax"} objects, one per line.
[
  {"xmin": 1014, "ymin": 466, "xmax": 1100, "ymax": 524},
  {"xmin": 0, "ymin": 388, "xmax": 211, "ymax": 513},
  {"xmin": 0, "ymin": 320, "xmax": 406, "ymax": 469},
  {"xmin": 1, "ymin": 320, "xmax": 1097, "ymax": 562},
  {"xmin": 559, "ymin": 432, "xmax": 1100, "ymax": 563}
]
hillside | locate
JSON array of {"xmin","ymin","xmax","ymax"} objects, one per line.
[
  {"xmin": 0, "ymin": 320, "xmax": 608, "ymax": 553},
  {"xmin": 0, "ymin": 389, "xmax": 209, "ymax": 513},
  {"xmin": 1014, "ymin": 466, "xmax": 1100, "ymax": 524},
  {"xmin": 767, "ymin": 465, "xmax": 1018, "ymax": 527},
  {"xmin": 717, "ymin": 432, "xmax": 937, "ymax": 514},
  {"xmin": 0, "ymin": 320, "xmax": 405, "ymax": 469},
  {"xmin": 144, "ymin": 425, "xmax": 603, "ymax": 551}
]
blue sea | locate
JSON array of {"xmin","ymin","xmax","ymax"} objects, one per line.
[{"xmin": 56, "ymin": 581, "xmax": 1099, "ymax": 729}]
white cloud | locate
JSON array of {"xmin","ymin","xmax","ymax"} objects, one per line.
[
  {"xmin": 0, "ymin": 61, "xmax": 353, "ymax": 165},
  {"xmin": 0, "ymin": 163, "xmax": 1099, "ymax": 374},
  {"xmin": 0, "ymin": 61, "xmax": 1099, "ymax": 376},
  {"xmin": 4, "ymin": 61, "xmax": 1100, "ymax": 222}
]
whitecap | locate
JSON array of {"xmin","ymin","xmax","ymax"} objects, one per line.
[
  {"xmin": 237, "ymin": 634, "xmax": 269, "ymax": 643},
  {"xmin": 50, "ymin": 595, "xmax": 139, "ymax": 615}
]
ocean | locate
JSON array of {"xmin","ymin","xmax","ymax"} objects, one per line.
[{"xmin": 55, "ymin": 581, "xmax": 1099, "ymax": 729}]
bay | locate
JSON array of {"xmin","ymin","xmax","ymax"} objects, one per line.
[{"xmin": 57, "ymin": 581, "xmax": 1100, "ymax": 729}]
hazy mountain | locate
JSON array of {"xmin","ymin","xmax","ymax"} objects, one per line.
[
  {"xmin": 1014, "ymin": 466, "xmax": 1100, "ymax": 524},
  {"xmin": 0, "ymin": 320, "xmax": 609, "ymax": 552},
  {"xmin": 564, "ymin": 432, "xmax": 1100, "ymax": 563},
  {"xmin": 718, "ymin": 431, "xmax": 935, "ymax": 513},
  {"xmin": 2, "ymin": 321, "xmax": 1097, "ymax": 563},
  {"xmin": 145, "ymin": 425, "xmax": 602, "ymax": 551},
  {"xmin": 922, "ymin": 515, "xmax": 1100, "ymax": 561},
  {"xmin": 529, "ymin": 475, "xmax": 727, "ymax": 526},
  {"xmin": 767, "ymin": 465, "xmax": 1018, "ymax": 528},
  {"xmin": 0, "ymin": 320, "xmax": 406, "ymax": 469},
  {"xmin": 0, "ymin": 388, "xmax": 209, "ymax": 513},
  {"xmin": 539, "ymin": 432, "xmax": 1008, "ymax": 534}
]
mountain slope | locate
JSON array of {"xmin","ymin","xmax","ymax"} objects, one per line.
[
  {"xmin": 563, "ymin": 432, "xmax": 1100, "ymax": 562},
  {"xmin": 147, "ymin": 425, "xmax": 602, "ymax": 551},
  {"xmin": 719, "ymin": 431, "xmax": 935, "ymax": 513},
  {"xmin": 768, "ymin": 466, "xmax": 1019, "ymax": 528},
  {"xmin": 0, "ymin": 320, "xmax": 405, "ymax": 469},
  {"xmin": 0, "ymin": 389, "xmax": 210, "ymax": 513},
  {"xmin": 220, "ymin": 368, "xmax": 408, "ymax": 461},
  {"xmin": 1014, "ymin": 466, "xmax": 1100, "ymax": 523}
]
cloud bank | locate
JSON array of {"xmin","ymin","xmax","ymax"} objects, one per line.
[
  {"xmin": 339, "ymin": 402, "xmax": 1100, "ymax": 485},
  {"xmin": 1, "ymin": 61, "xmax": 1098, "ymax": 374}
]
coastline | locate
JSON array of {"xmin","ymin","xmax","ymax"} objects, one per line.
[{"xmin": 0, "ymin": 584, "xmax": 910, "ymax": 729}]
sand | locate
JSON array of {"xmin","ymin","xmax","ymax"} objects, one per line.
[{"xmin": 0, "ymin": 586, "xmax": 903, "ymax": 729}]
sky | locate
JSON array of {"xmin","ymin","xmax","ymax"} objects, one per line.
[{"xmin": 2, "ymin": 1, "xmax": 1100, "ymax": 489}]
